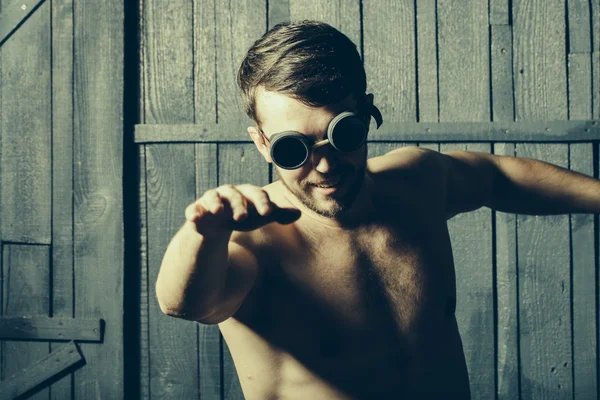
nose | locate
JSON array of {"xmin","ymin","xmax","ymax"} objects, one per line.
[{"xmin": 312, "ymin": 145, "xmax": 337, "ymax": 173}]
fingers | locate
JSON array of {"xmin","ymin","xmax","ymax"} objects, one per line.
[
  {"xmin": 216, "ymin": 185, "xmax": 248, "ymax": 221},
  {"xmin": 235, "ymin": 184, "xmax": 273, "ymax": 216}
]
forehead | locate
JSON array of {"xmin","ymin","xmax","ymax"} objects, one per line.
[{"xmin": 256, "ymin": 89, "xmax": 357, "ymax": 136}]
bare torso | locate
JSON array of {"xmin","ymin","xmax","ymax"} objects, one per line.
[{"xmin": 218, "ymin": 157, "xmax": 471, "ymax": 399}]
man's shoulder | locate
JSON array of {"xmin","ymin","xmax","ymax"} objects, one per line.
[{"xmin": 367, "ymin": 145, "xmax": 442, "ymax": 181}]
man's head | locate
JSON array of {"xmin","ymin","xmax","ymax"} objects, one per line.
[{"xmin": 237, "ymin": 20, "xmax": 375, "ymax": 218}]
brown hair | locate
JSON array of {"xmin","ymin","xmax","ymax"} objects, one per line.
[{"xmin": 237, "ymin": 20, "xmax": 366, "ymax": 126}]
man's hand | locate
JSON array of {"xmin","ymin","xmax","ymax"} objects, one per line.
[{"xmin": 185, "ymin": 184, "xmax": 301, "ymax": 237}]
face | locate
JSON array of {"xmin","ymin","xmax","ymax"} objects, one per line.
[{"xmin": 248, "ymin": 89, "xmax": 373, "ymax": 219}]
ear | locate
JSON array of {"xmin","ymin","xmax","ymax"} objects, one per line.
[{"xmin": 248, "ymin": 126, "xmax": 273, "ymax": 163}]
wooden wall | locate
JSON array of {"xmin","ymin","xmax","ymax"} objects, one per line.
[{"xmin": 137, "ymin": 1, "xmax": 599, "ymax": 399}]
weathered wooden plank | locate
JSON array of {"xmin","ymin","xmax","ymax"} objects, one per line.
[
  {"xmin": 442, "ymin": 143, "xmax": 495, "ymax": 400},
  {"xmin": 416, "ymin": 0, "xmax": 439, "ymax": 122},
  {"xmin": 1, "ymin": 0, "xmax": 51, "ymax": 244},
  {"xmin": 0, "ymin": 341, "xmax": 83, "ymax": 400},
  {"xmin": 269, "ymin": 0, "xmax": 290, "ymax": 28},
  {"xmin": 195, "ymin": 143, "xmax": 222, "ymax": 400},
  {"xmin": 0, "ymin": 317, "xmax": 100, "ymax": 341},
  {"xmin": 593, "ymin": 53, "xmax": 599, "ymax": 119},
  {"xmin": 368, "ymin": 142, "xmax": 409, "ymax": 158},
  {"xmin": 1, "ymin": 244, "xmax": 51, "ymax": 400},
  {"xmin": 594, "ymin": 0, "xmax": 600, "ymax": 51},
  {"xmin": 438, "ymin": 0, "xmax": 490, "ymax": 121},
  {"xmin": 568, "ymin": 53, "xmax": 593, "ymax": 120},
  {"xmin": 492, "ymin": 25, "xmax": 515, "ymax": 122},
  {"xmin": 143, "ymin": 0, "xmax": 194, "ymax": 124},
  {"xmin": 194, "ymin": 0, "xmax": 217, "ymax": 124},
  {"xmin": 567, "ymin": 0, "xmax": 592, "ymax": 53},
  {"xmin": 363, "ymin": 0, "xmax": 416, "ymax": 122},
  {"xmin": 513, "ymin": 0, "xmax": 568, "ymax": 120},
  {"xmin": 494, "ymin": 143, "xmax": 519, "ymax": 400},
  {"xmin": 490, "ymin": 0, "xmax": 510, "ymax": 25},
  {"xmin": 569, "ymin": 144, "xmax": 597, "ymax": 399},
  {"xmin": 516, "ymin": 144, "xmax": 571, "ymax": 400},
  {"xmin": 215, "ymin": 0, "xmax": 265, "ymax": 126},
  {"xmin": 218, "ymin": 143, "xmax": 270, "ymax": 400},
  {"xmin": 72, "ymin": 1, "xmax": 124, "ymax": 398},
  {"xmin": 146, "ymin": 144, "xmax": 199, "ymax": 399},
  {"xmin": 51, "ymin": 0, "xmax": 75, "ymax": 398},
  {"xmin": 138, "ymin": 144, "xmax": 150, "ymax": 400},
  {"xmin": 290, "ymin": 0, "xmax": 361, "ymax": 54},
  {"xmin": 0, "ymin": 0, "xmax": 46, "ymax": 46},
  {"xmin": 134, "ymin": 120, "xmax": 600, "ymax": 144},
  {"xmin": 417, "ymin": 143, "xmax": 439, "ymax": 152}
]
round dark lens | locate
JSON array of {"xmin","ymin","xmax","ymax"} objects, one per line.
[
  {"xmin": 331, "ymin": 117, "xmax": 367, "ymax": 152},
  {"xmin": 272, "ymin": 137, "xmax": 309, "ymax": 169}
]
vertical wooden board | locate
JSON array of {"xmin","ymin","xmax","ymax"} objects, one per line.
[
  {"xmin": 215, "ymin": 0, "xmax": 265, "ymax": 125},
  {"xmin": 268, "ymin": 0, "xmax": 290, "ymax": 28},
  {"xmin": 567, "ymin": 0, "xmax": 592, "ymax": 53},
  {"xmin": 437, "ymin": 0, "xmax": 490, "ymax": 122},
  {"xmin": 145, "ymin": 144, "xmax": 199, "ymax": 400},
  {"xmin": 492, "ymin": 25, "xmax": 515, "ymax": 122},
  {"xmin": 194, "ymin": 0, "xmax": 217, "ymax": 124},
  {"xmin": 490, "ymin": 0, "xmax": 510, "ymax": 25},
  {"xmin": 568, "ymin": 53, "xmax": 592, "ymax": 120},
  {"xmin": 516, "ymin": 144, "xmax": 571, "ymax": 400},
  {"xmin": 367, "ymin": 142, "xmax": 410, "ymax": 159},
  {"xmin": 1, "ymin": 0, "xmax": 51, "ymax": 244},
  {"xmin": 51, "ymin": 0, "xmax": 75, "ymax": 398},
  {"xmin": 72, "ymin": 0, "xmax": 124, "ymax": 398},
  {"xmin": 363, "ymin": 0, "xmax": 416, "ymax": 122},
  {"xmin": 1, "ymin": 244, "xmax": 50, "ymax": 400},
  {"xmin": 494, "ymin": 143, "xmax": 519, "ymax": 400},
  {"xmin": 143, "ymin": 0, "xmax": 194, "ymax": 124},
  {"xmin": 218, "ymin": 143, "xmax": 269, "ymax": 400},
  {"xmin": 593, "ymin": 0, "xmax": 599, "ymax": 51},
  {"xmin": 289, "ymin": 0, "xmax": 361, "ymax": 49},
  {"xmin": 593, "ymin": 53, "xmax": 599, "ymax": 119},
  {"xmin": 416, "ymin": 0, "xmax": 439, "ymax": 122},
  {"xmin": 195, "ymin": 143, "xmax": 221, "ymax": 399},
  {"xmin": 139, "ymin": 145, "xmax": 151, "ymax": 400},
  {"xmin": 569, "ymin": 144, "xmax": 597, "ymax": 399},
  {"xmin": 441, "ymin": 143, "xmax": 495, "ymax": 400},
  {"xmin": 513, "ymin": 0, "xmax": 568, "ymax": 120}
]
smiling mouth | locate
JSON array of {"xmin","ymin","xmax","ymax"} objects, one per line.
[{"xmin": 312, "ymin": 174, "xmax": 344, "ymax": 188}]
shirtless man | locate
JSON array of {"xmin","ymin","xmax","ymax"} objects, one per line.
[{"xmin": 155, "ymin": 21, "xmax": 600, "ymax": 399}]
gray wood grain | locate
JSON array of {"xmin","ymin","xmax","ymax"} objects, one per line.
[
  {"xmin": 146, "ymin": 144, "xmax": 199, "ymax": 399},
  {"xmin": 494, "ymin": 143, "xmax": 519, "ymax": 400},
  {"xmin": 416, "ymin": 0, "xmax": 439, "ymax": 122},
  {"xmin": 195, "ymin": 143, "xmax": 222, "ymax": 400},
  {"xmin": 1, "ymin": 244, "xmax": 51, "ymax": 400},
  {"xmin": 568, "ymin": 53, "xmax": 593, "ymax": 120},
  {"xmin": 491, "ymin": 25, "xmax": 515, "ymax": 122},
  {"xmin": 593, "ymin": 53, "xmax": 599, "ymax": 119},
  {"xmin": 516, "ymin": 144, "xmax": 572, "ymax": 400},
  {"xmin": 143, "ymin": 0, "xmax": 194, "ymax": 124},
  {"xmin": 569, "ymin": 144, "xmax": 597, "ymax": 399},
  {"xmin": 194, "ymin": 0, "xmax": 217, "ymax": 124},
  {"xmin": 490, "ymin": 0, "xmax": 510, "ymax": 25},
  {"xmin": 138, "ymin": 145, "xmax": 151, "ymax": 400},
  {"xmin": 417, "ymin": 143, "xmax": 439, "ymax": 152},
  {"xmin": 513, "ymin": 0, "xmax": 568, "ymax": 120},
  {"xmin": 0, "ymin": 0, "xmax": 46, "ymax": 46},
  {"xmin": 368, "ymin": 142, "xmax": 409, "ymax": 158},
  {"xmin": 215, "ymin": 0, "xmax": 265, "ymax": 126},
  {"xmin": 269, "ymin": 0, "xmax": 290, "ymax": 28},
  {"xmin": 218, "ymin": 143, "xmax": 269, "ymax": 400},
  {"xmin": 567, "ymin": 0, "xmax": 592, "ymax": 53},
  {"xmin": 0, "ymin": 341, "xmax": 82, "ymax": 400},
  {"xmin": 1, "ymin": 0, "xmax": 51, "ymax": 244},
  {"xmin": 51, "ymin": 0, "xmax": 75, "ymax": 398},
  {"xmin": 0, "ymin": 317, "xmax": 100, "ymax": 341},
  {"xmin": 593, "ymin": 0, "xmax": 600, "ymax": 51},
  {"xmin": 72, "ymin": 1, "xmax": 124, "ymax": 398},
  {"xmin": 363, "ymin": 0, "xmax": 416, "ymax": 122},
  {"xmin": 442, "ymin": 143, "xmax": 495, "ymax": 400},
  {"xmin": 438, "ymin": 0, "xmax": 490, "ymax": 121},
  {"xmin": 290, "ymin": 0, "xmax": 361, "ymax": 54}
]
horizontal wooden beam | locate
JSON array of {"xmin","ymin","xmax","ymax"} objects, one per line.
[
  {"xmin": 134, "ymin": 120, "xmax": 600, "ymax": 144},
  {"xmin": 0, "ymin": 341, "xmax": 84, "ymax": 400},
  {"xmin": 0, "ymin": 0, "xmax": 47, "ymax": 47},
  {"xmin": 0, "ymin": 317, "xmax": 102, "ymax": 342}
]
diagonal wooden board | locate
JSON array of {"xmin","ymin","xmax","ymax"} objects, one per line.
[
  {"xmin": 0, "ymin": 341, "xmax": 84, "ymax": 400},
  {"xmin": 0, "ymin": 0, "xmax": 47, "ymax": 47},
  {"xmin": 0, "ymin": 317, "xmax": 102, "ymax": 342}
]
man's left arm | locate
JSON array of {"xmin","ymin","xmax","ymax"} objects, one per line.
[{"xmin": 439, "ymin": 150, "xmax": 600, "ymax": 218}]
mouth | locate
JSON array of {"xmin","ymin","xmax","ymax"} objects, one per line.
[
  {"xmin": 313, "ymin": 174, "xmax": 343, "ymax": 188},
  {"xmin": 310, "ymin": 173, "xmax": 347, "ymax": 196}
]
